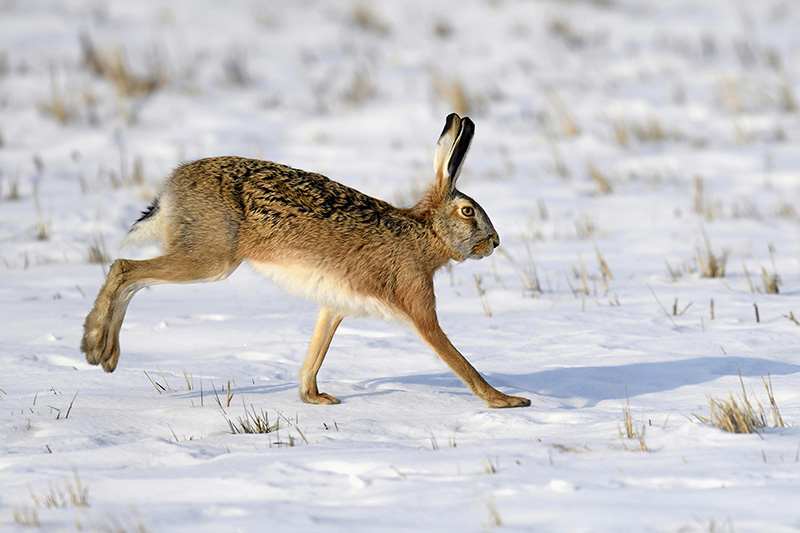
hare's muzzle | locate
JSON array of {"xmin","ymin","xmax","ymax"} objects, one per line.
[{"xmin": 472, "ymin": 235, "xmax": 499, "ymax": 259}]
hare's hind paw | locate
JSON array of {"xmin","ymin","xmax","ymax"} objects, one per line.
[
  {"xmin": 486, "ymin": 394, "xmax": 530, "ymax": 408},
  {"xmin": 301, "ymin": 391, "xmax": 341, "ymax": 405},
  {"xmin": 81, "ymin": 316, "xmax": 120, "ymax": 373}
]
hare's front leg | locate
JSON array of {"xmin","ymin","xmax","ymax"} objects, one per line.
[
  {"xmin": 299, "ymin": 307, "xmax": 344, "ymax": 405},
  {"xmin": 404, "ymin": 293, "xmax": 530, "ymax": 408},
  {"xmin": 417, "ymin": 323, "xmax": 530, "ymax": 408}
]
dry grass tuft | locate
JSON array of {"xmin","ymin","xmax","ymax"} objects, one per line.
[
  {"xmin": 2, "ymin": 169, "xmax": 21, "ymax": 201},
  {"xmin": 87, "ymin": 231, "xmax": 110, "ymax": 264},
  {"xmin": 698, "ymin": 392, "xmax": 763, "ymax": 434},
  {"xmin": 570, "ymin": 260, "xmax": 590, "ymax": 297},
  {"xmin": 473, "ymin": 274, "xmax": 492, "ymax": 317},
  {"xmin": 587, "ymin": 163, "xmax": 613, "ymax": 195},
  {"xmin": 80, "ymin": 32, "xmax": 165, "ymax": 99},
  {"xmin": 619, "ymin": 388, "xmax": 649, "ymax": 452},
  {"xmin": 225, "ymin": 405, "xmax": 308, "ymax": 448},
  {"xmin": 568, "ymin": 250, "xmax": 612, "ymax": 298},
  {"xmin": 430, "ymin": 71, "xmax": 474, "ymax": 116},
  {"xmin": 696, "ymin": 230, "xmax": 727, "ymax": 278},
  {"xmin": 40, "ymin": 68, "xmax": 75, "ymax": 125},
  {"xmin": 760, "ymin": 244, "xmax": 781, "ymax": 294},
  {"xmin": 550, "ymin": 145, "xmax": 570, "ymax": 179},
  {"xmin": 692, "ymin": 175, "xmax": 723, "ymax": 220},
  {"xmin": 102, "ymin": 50, "xmax": 163, "ymax": 98},
  {"xmin": 483, "ymin": 496, "xmax": 503, "ymax": 528},
  {"xmin": 499, "ymin": 243, "xmax": 541, "ymax": 296},
  {"xmin": 12, "ymin": 505, "xmax": 40, "ymax": 527},
  {"xmin": 778, "ymin": 75, "xmax": 796, "ymax": 112},
  {"xmin": 548, "ymin": 91, "xmax": 581, "ymax": 138},
  {"xmin": 32, "ymin": 181, "xmax": 49, "ymax": 241},
  {"xmin": 341, "ymin": 69, "xmax": 377, "ymax": 106},
  {"xmin": 761, "ymin": 267, "xmax": 780, "ymax": 294},
  {"xmin": 351, "ymin": 2, "xmax": 391, "ymax": 36},
  {"xmin": 613, "ymin": 117, "xmax": 682, "ymax": 147},
  {"xmin": 228, "ymin": 405, "xmax": 280, "ymax": 434},
  {"xmin": 594, "ymin": 242, "xmax": 613, "ymax": 282},
  {"xmin": 433, "ymin": 19, "xmax": 453, "ymax": 39},
  {"xmin": 552, "ymin": 443, "xmax": 590, "ymax": 454},
  {"xmin": 88, "ymin": 508, "xmax": 152, "ymax": 533},
  {"xmin": 548, "ymin": 17, "xmax": 593, "ymax": 49},
  {"xmin": 24, "ymin": 469, "xmax": 88, "ymax": 511},
  {"xmin": 694, "ymin": 365, "xmax": 785, "ymax": 433}
]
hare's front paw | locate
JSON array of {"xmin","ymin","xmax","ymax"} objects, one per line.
[
  {"xmin": 301, "ymin": 391, "xmax": 341, "ymax": 405},
  {"xmin": 486, "ymin": 394, "xmax": 530, "ymax": 408}
]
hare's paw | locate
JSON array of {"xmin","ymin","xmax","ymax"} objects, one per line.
[
  {"xmin": 486, "ymin": 394, "xmax": 531, "ymax": 408},
  {"xmin": 81, "ymin": 313, "xmax": 120, "ymax": 372},
  {"xmin": 301, "ymin": 391, "xmax": 341, "ymax": 405}
]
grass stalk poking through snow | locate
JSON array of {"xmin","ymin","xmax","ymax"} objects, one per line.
[
  {"xmin": 26, "ymin": 468, "xmax": 88, "ymax": 510},
  {"xmin": 694, "ymin": 364, "xmax": 786, "ymax": 433},
  {"xmin": 696, "ymin": 229, "xmax": 727, "ymax": 278},
  {"xmin": 87, "ymin": 230, "xmax": 110, "ymax": 264},
  {"xmin": 143, "ymin": 367, "xmax": 174, "ymax": 394},
  {"xmin": 619, "ymin": 386, "xmax": 649, "ymax": 452},
  {"xmin": 227, "ymin": 405, "xmax": 280, "ymax": 435},
  {"xmin": 587, "ymin": 162, "xmax": 612, "ymax": 195},
  {"xmin": 473, "ymin": 274, "xmax": 492, "ymax": 317},
  {"xmin": 499, "ymin": 243, "xmax": 541, "ymax": 296}
]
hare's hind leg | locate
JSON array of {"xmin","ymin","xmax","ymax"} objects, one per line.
[
  {"xmin": 82, "ymin": 253, "xmax": 240, "ymax": 372},
  {"xmin": 299, "ymin": 307, "xmax": 344, "ymax": 404}
]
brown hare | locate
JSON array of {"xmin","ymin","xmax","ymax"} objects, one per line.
[{"xmin": 81, "ymin": 113, "xmax": 530, "ymax": 408}]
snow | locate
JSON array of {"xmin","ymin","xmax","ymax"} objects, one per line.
[{"xmin": 2, "ymin": 0, "xmax": 800, "ymax": 531}]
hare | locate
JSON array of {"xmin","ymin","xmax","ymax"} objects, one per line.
[{"xmin": 81, "ymin": 113, "xmax": 530, "ymax": 408}]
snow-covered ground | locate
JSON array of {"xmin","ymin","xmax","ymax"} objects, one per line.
[{"xmin": 2, "ymin": 1, "xmax": 800, "ymax": 531}]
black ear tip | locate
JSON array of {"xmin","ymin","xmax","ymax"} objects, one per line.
[
  {"xmin": 462, "ymin": 117, "xmax": 475, "ymax": 136},
  {"xmin": 440, "ymin": 113, "xmax": 461, "ymax": 138}
]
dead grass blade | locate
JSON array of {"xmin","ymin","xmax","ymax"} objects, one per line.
[
  {"xmin": 762, "ymin": 373, "xmax": 785, "ymax": 428},
  {"xmin": 619, "ymin": 384, "xmax": 649, "ymax": 452},
  {"xmin": 647, "ymin": 284, "xmax": 682, "ymax": 334},
  {"xmin": 696, "ymin": 229, "xmax": 727, "ymax": 278},
  {"xmin": 694, "ymin": 364, "xmax": 786, "ymax": 434}
]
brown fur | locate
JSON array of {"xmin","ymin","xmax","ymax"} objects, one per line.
[{"xmin": 81, "ymin": 114, "xmax": 530, "ymax": 408}]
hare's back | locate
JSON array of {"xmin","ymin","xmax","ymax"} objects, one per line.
[{"xmin": 181, "ymin": 157, "xmax": 425, "ymax": 318}]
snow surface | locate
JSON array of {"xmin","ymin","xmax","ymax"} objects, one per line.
[{"xmin": 2, "ymin": 0, "xmax": 800, "ymax": 531}]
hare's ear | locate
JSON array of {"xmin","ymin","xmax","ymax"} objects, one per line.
[{"xmin": 433, "ymin": 113, "xmax": 475, "ymax": 194}]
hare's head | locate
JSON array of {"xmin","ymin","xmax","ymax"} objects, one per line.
[{"xmin": 423, "ymin": 114, "xmax": 499, "ymax": 262}]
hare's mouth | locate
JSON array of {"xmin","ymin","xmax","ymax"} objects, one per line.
[{"xmin": 471, "ymin": 239, "xmax": 495, "ymax": 259}]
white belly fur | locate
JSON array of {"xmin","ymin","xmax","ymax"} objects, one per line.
[{"xmin": 248, "ymin": 261, "xmax": 397, "ymax": 320}]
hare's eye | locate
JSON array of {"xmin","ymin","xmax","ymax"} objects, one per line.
[{"xmin": 460, "ymin": 206, "xmax": 475, "ymax": 217}]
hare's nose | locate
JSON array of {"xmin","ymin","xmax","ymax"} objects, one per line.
[{"xmin": 492, "ymin": 235, "xmax": 500, "ymax": 248}]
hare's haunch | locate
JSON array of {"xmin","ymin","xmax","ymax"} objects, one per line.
[{"xmin": 81, "ymin": 114, "xmax": 530, "ymax": 408}]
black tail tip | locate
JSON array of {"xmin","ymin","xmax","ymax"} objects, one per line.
[{"xmin": 134, "ymin": 198, "xmax": 159, "ymax": 224}]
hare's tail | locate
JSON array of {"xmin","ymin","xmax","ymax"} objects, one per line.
[{"xmin": 122, "ymin": 197, "xmax": 166, "ymax": 247}]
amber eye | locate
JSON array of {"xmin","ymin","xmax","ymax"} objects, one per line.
[{"xmin": 460, "ymin": 206, "xmax": 475, "ymax": 217}]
